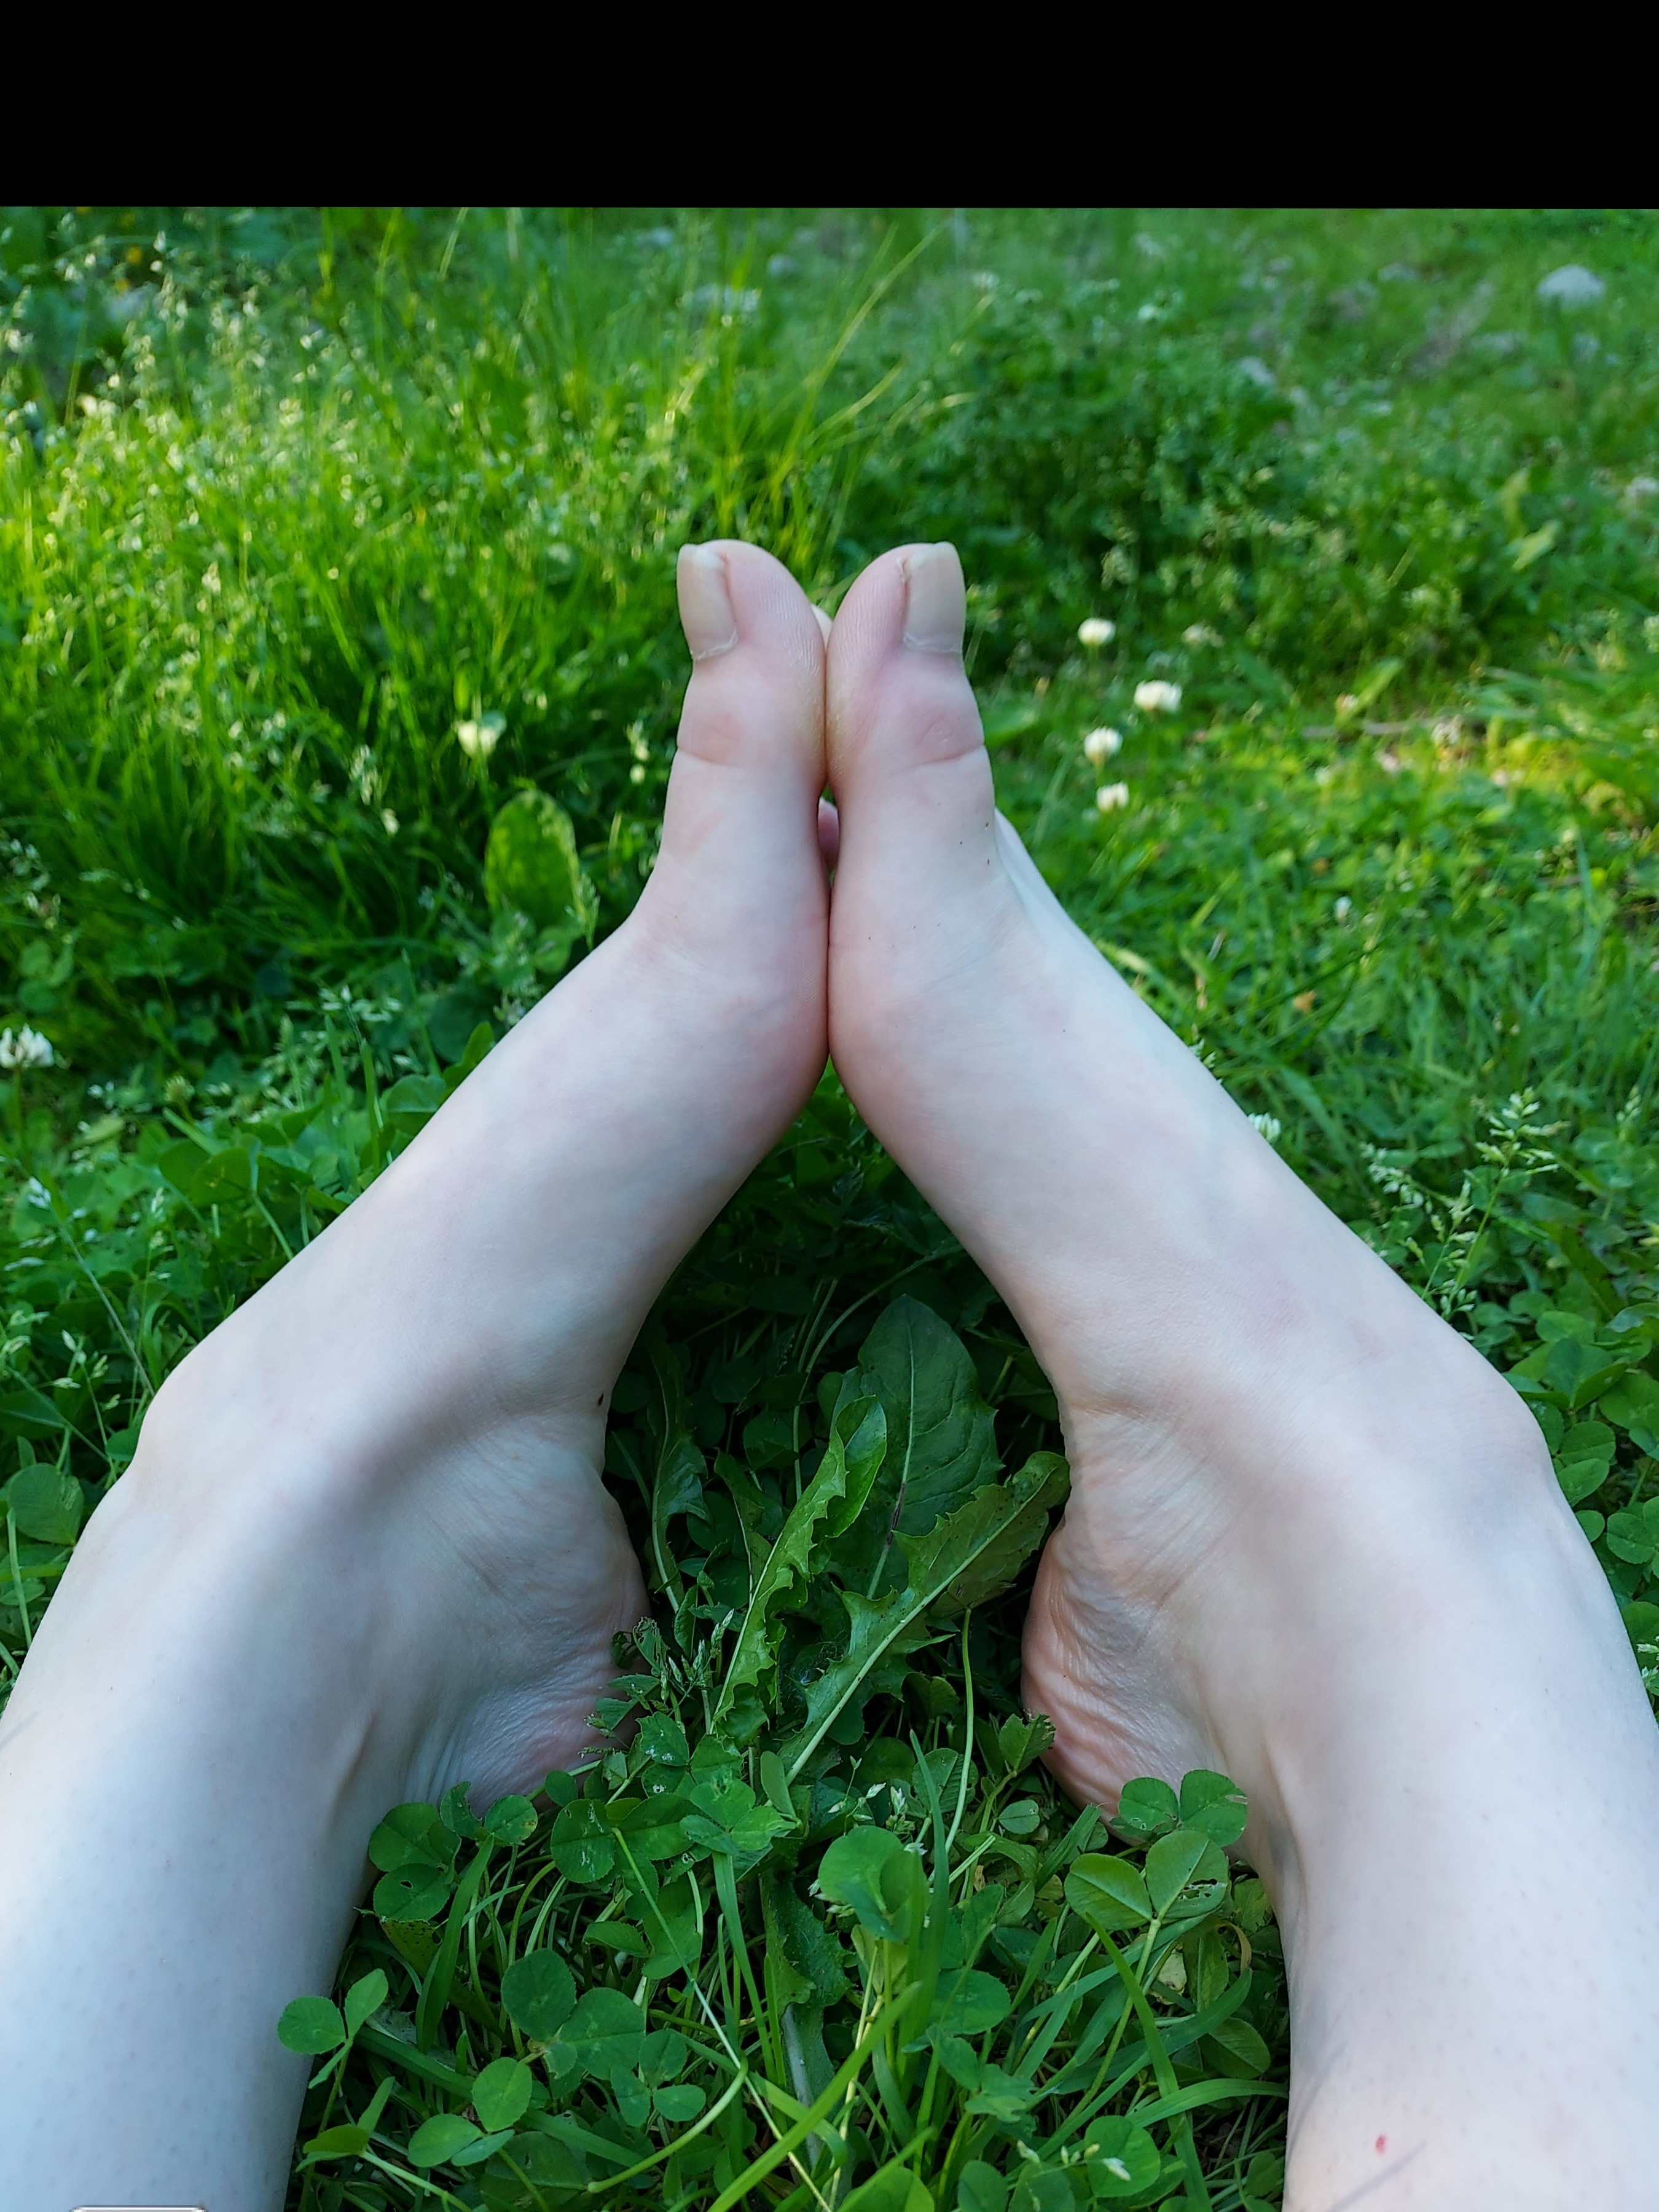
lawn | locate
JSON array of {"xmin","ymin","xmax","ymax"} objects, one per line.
[{"xmin": 3, "ymin": 205, "xmax": 1659, "ymax": 2212}]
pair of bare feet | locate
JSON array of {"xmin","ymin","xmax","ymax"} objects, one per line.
[{"xmin": 3, "ymin": 543, "xmax": 1658, "ymax": 2211}]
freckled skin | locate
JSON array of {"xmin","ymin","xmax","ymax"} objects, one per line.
[{"xmin": 823, "ymin": 541, "xmax": 1659, "ymax": 2211}]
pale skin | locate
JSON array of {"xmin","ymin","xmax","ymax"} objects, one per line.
[{"xmin": 0, "ymin": 542, "xmax": 1655, "ymax": 2211}]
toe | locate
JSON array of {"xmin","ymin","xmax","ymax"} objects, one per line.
[{"xmin": 635, "ymin": 541, "xmax": 830, "ymax": 997}]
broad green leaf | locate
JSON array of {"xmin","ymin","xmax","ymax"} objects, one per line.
[
  {"xmin": 1010, "ymin": 2175, "xmax": 1072, "ymax": 2212},
  {"xmin": 408, "ymin": 2112, "xmax": 482, "ymax": 2165},
  {"xmin": 483, "ymin": 1792, "xmax": 538, "ymax": 1845},
  {"xmin": 548, "ymin": 1986, "xmax": 645, "ymax": 2080},
  {"xmin": 997, "ymin": 1712, "xmax": 1055, "ymax": 1776},
  {"xmin": 473, "ymin": 2054, "xmax": 534, "ymax": 2131},
  {"xmin": 367, "ymin": 1802, "xmax": 452, "ymax": 1873},
  {"xmin": 818, "ymin": 1824, "xmax": 925, "ymax": 1943},
  {"xmin": 1606, "ymin": 1500, "xmax": 1659, "ymax": 1567},
  {"xmin": 584, "ymin": 1918, "xmax": 648, "ymax": 1956},
  {"xmin": 999, "ymin": 1798, "xmax": 1042, "ymax": 1837},
  {"xmin": 278, "ymin": 1995, "xmax": 345, "ymax": 2055},
  {"xmin": 1065, "ymin": 1854, "xmax": 1151, "ymax": 1934},
  {"xmin": 1204, "ymin": 2014, "xmax": 1273, "ymax": 2076},
  {"xmin": 959, "ymin": 2162, "xmax": 1008, "ymax": 2212},
  {"xmin": 1600, "ymin": 1370, "xmax": 1659, "ymax": 1451},
  {"xmin": 1542, "ymin": 1337, "xmax": 1625, "ymax": 1409},
  {"xmin": 1112, "ymin": 1776, "xmax": 1179, "ymax": 1844},
  {"xmin": 6, "ymin": 1462, "xmax": 81, "ymax": 1543},
  {"xmin": 681, "ymin": 1772, "xmax": 791, "ymax": 1870},
  {"xmin": 842, "ymin": 2155, "xmax": 935, "ymax": 2212},
  {"xmin": 655, "ymin": 2082, "xmax": 707, "ymax": 2122},
  {"xmin": 485, "ymin": 789, "xmax": 589, "ymax": 939},
  {"xmin": 854, "ymin": 1297, "xmax": 999, "ymax": 1536},
  {"xmin": 547, "ymin": 1798, "xmax": 615, "ymax": 1883},
  {"xmin": 1084, "ymin": 2115, "xmax": 1161, "ymax": 2197},
  {"xmin": 501, "ymin": 1948, "xmax": 576, "ymax": 2040},
  {"xmin": 373, "ymin": 1864, "xmax": 452, "ymax": 1922},
  {"xmin": 1179, "ymin": 1770, "xmax": 1249, "ymax": 1846},
  {"xmin": 637, "ymin": 1712, "xmax": 690, "ymax": 1770},
  {"xmin": 1145, "ymin": 1826, "xmax": 1228, "ymax": 1915},
  {"xmin": 933, "ymin": 1967, "xmax": 1012, "ymax": 2036},
  {"xmin": 304, "ymin": 2120, "xmax": 371, "ymax": 2156},
  {"xmin": 342, "ymin": 1969, "xmax": 387, "ymax": 2037},
  {"xmin": 639, "ymin": 2028, "xmax": 688, "ymax": 2085},
  {"xmin": 713, "ymin": 1398, "xmax": 887, "ymax": 1729}
]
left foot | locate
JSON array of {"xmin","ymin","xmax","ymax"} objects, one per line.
[{"xmin": 0, "ymin": 541, "xmax": 833, "ymax": 2208}]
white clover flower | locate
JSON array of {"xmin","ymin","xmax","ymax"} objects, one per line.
[
  {"xmin": 1095, "ymin": 782, "xmax": 1130, "ymax": 812},
  {"xmin": 1134, "ymin": 680, "xmax": 1182, "ymax": 713},
  {"xmin": 1248, "ymin": 1112, "xmax": 1282, "ymax": 1146},
  {"xmin": 1536, "ymin": 265, "xmax": 1604, "ymax": 308},
  {"xmin": 456, "ymin": 710, "xmax": 505, "ymax": 761},
  {"xmin": 0, "ymin": 1026, "xmax": 54, "ymax": 1071},
  {"xmin": 1077, "ymin": 618, "xmax": 1116, "ymax": 649},
  {"xmin": 1334, "ymin": 895, "xmax": 1352, "ymax": 922},
  {"xmin": 1083, "ymin": 726, "xmax": 1123, "ymax": 766},
  {"xmin": 1183, "ymin": 624, "xmax": 1220, "ymax": 647},
  {"xmin": 1623, "ymin": 475, "xmax": 1659, "ymax": 506}
]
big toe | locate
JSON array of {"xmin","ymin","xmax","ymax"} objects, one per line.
[
  {"xmin": 826, "ymin": 543, "xmax": 1002, "ymax": 892},
  {"xmin": 636, "ymin": 540, "xmax": 829, "ymax": 979}
]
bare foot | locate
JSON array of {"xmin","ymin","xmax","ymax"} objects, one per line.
[
  {"xmin": 825, "ymin": 542, "xmax": 1659, "ymax": 2209},
  {"xmin": 0, "ymin": 543, "xmax": 831, "ymax": 2208}
]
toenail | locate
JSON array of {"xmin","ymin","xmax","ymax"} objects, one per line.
[
  {"xmin": 901, "ymin": 543, "xmax": 967, "ymax": 656},
  {"xmin": 677, "ymin": 543, "xmax": 740, "ymax": 659}
]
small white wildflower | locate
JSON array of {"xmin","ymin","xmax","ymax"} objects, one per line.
[
  {"xmin": 1624, "ymin": 475, "xmax": 1659, "ymax": 505},
  {"xmin": 1536, "ymin": 264, "xmax": 1604, "ymax": 308},
  {"xmin": 1083, "ymin": 726, "xmax": 1123, "ymax": 766},
  {"xmin": 1103, "ymin": 2159, "xmax": 1132, "ymax": 2183},
  {"xmin": 1134, "ymin": 680, "xmax": 1182, "ymax": 713},
  {"xmin": 456, "ymin": 711, "xmax": 505, "ymax": 761},
  {"xmin": 1248, "ymin": 1112, "xmax": 1282, "ymax": 1146},
  {"xmin": 1095, "ymin": 782, "xmax": 1130, "ymax": 812},
  {"xmin": 0, "ymin": 1026, "xmax": 53, "ymax": 1071},
  {"xmin": 1334, "ymin": 895, "xmax": 1352, "ymax": 922},
  {"xmin": 1077, "ymin": 617, "xmax": 1116, "ymax": 649},
  {"xmin": 380, "ymin": 809, "xmax": 400, "ymax": 836},
  {"xmin": 1183, "ymin": 624, "xmax": 1220, "ymax": 647}
]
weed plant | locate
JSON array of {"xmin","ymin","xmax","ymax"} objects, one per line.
[{"xmin": 2, "ymin": 208, "xmax": 1659, "ymax": 2210}]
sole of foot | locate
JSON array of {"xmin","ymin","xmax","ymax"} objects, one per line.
[
  {"xmin": 824, "ymin": 541, "xmax": 1659, "ymax": 2207},
  {"xmin": 0, "ymin": 541, "xmax": 836, "ymax": 2208}
]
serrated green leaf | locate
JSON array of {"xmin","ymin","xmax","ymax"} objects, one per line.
[{"xmin": 713, "ymin": 1398, "xmax": 886, "ymax": 1729}]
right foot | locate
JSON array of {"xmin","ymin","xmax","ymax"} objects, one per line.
[{"xmin": 825, "ymin": 543, "xmax": 1659, "ymax": 2208}]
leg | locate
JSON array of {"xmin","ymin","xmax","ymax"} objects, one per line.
[
  {"xmin": 824, "ymin": 543, "xmax": 1659, "ymax": 2208},
  {"xmin": 0, "ymin": 544, "xmax": 829, "ymax": 2210}
]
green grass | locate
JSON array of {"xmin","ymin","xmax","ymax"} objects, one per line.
[{"xmin": 4, "ymin": 206, "xmax": 1659, "ymax": 2212}]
